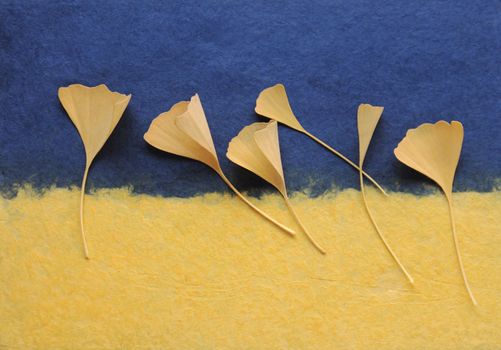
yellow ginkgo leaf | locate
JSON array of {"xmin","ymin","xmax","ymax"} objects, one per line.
[
  {"xmin": 227, "ymin": 121, "xmax": 326, "ymax": 254},
  {"xmin": 144, "ymin": 94, "xmax": 296, "ymax": 236},
  {"xmin": 58, "ymin": 83, "xmax": 132, "ymax": 259},
  {"xmin": 255, "ymin": 84, "xmax": 305, "ymax": 132},
  {"xmin": 394, "ymin": 121, "xmax": 476, "ymax": 305},
  {"xmin": 256, "ymin": 84, "xmax": 387, "ymax": 195},
  {"xmin": 357, "ymin": 104, "xmax": 413, "ymax": 284},
  {"xmin": 226, "ymin": 122, "xmax": 286, "ymax": 195},
  {"xmin": 144, "ymin": 96, "xmax": 220, "ymax": 172},
  {"xmin": 394, "ymin": 121, "xmax": 464, "ymax": 197}
]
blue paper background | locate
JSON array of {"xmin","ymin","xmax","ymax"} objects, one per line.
[{"xmin": 0, "ymin": 0, "xmax": 499, "ymax": 197}]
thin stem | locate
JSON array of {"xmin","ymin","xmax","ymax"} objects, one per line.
[
  {"xmin": 447, "ymin": 196, "xmax": 477, "ymax": 305},
  {"xmin": 80, "ymin": 164, "xmax": 90, "ymax": 259},
  {"xmin": 302, "ymin": 130, "xmax": 388, "ymax": 196},
  {"xmin": 218, "ymin": 172, "xmax": 296, "ymax": 236},
  {"xmin": 360, "ymin": 170, "xmax": 414, "ymax": 284},
  {"xmin": 284, "ymin": 196, "xmax": 326, "ymax": 254}
]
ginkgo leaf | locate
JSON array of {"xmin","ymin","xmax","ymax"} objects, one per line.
[
  {"xmin": 144, "ymin": 95, "xmax": 220, "ymax": 172},
  {"xmin": 357, "ymin": 104, "xmax": 414, "ymax": 284},
  {"xmin": 227, "ymin": 121, "xmax": 326, "ymax": 254},
  {"xmin": 144, "ymin": 94, "xmax": 296, "ymax": 236},
  {"xmin": 394, "ymin": 121, "xmax": 476, "ymax": 305},
  {"xmin": 58, "ymin": 83, "xmax": 132, "ymax": 259},
  {"xmin": 226, "ymin": 122, "xmax": 286, "ymax": 195},
  {"xmin": 255, "ymin": 84, "xmax": 305, "ymax": 132},
  {"xmin": 358, "ymin": 104, "xmax": 384, "ymax": 165},
  {"xmin": 394, "ymin": 121, "xmax": 463, "ymax": 197},
  {"xmin": 256, "ymin": 84, "xmax": 387, "ymax": 195}
]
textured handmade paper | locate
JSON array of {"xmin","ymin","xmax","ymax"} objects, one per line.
[{"xmin": 1, "ymin": 187, "xmax": 500, "ymax": 349}]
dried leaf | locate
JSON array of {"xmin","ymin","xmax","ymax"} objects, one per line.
[
  {"xmin": 357, "ymin": 104, "xmax": 413, "ymax": 284},
  {"xmin": 144, "ymin": 95, "xmax": 220, "ymax": 172},
  {"xmin": 227, "ymin": 121, "xmax": 325, "ymax": 254},
  {"xmin": 144, "ymin": 94, "xmax": 295, "ymax": 236},
  {"xmin": 256, "ymin": 84, "xmax": 387, "ymax": 196},
  {"xmin": 358, "ymin": 104, "xmax": 384, "ymax": 165},
  {"xmin": 58, "ymin": 83, "xmax": 131, "ymax": 258},
  {"xmin": 394, "ymin": 121, "xmax": 476, "ymax": 304},
  {"xmin": 394, "ymin": 121, "xmax": 463, "ymax": 197},
  {"xmin": 226, "ymin": 121, "xmax": 286, "ymax": 195},
  {"xmin": 255, "ymin": 84, "xmax": 305, "ymax": 132}
]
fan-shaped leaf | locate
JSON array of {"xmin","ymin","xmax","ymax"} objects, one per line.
[
  {"xmin": 58, "ymin": 83, "xmax": 131, "ymax": 258},
  {"xmin": 144, "ymin": 95, "xmax": 220, "ymax": 172},
  {"xmin": 394, "ymin": 120, "xmax": 476, "ymax": 305},
  {"xmin": 227, "ymin": 121, "xmax": 286, "ymax": 195},
  {"xmin": 394, "ymin": 121, "xmax": 463, "ymax": 197},
  {"xmin": 357, "ymin": 104, "xmax": 384, "ymax": 166},
  {"xmin": 255, "ymin": 84, "xmax": 305, "ymax": 132},
  {"xmin": 59, "ymin": 84, "xmax": 131, "ymax": 165}
]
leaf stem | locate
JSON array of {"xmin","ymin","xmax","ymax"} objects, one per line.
[
  {"xmin": 303, "ymin": 130, "xmax": 388, "ymax": 196},
  {"xmin": 284, "ymin": 196, "xmax": 326, "ymax": 254},
  {"xmin": 360, "ymin": 170, "xmax": 414, "ymax": 284},
  {"xmin": 80, "ymin": 163, "xmax": 90, "ymax": 259},
  {"xmin": 446, "ymin": 195, "xmax": 477, "ymax": 305},
  {"xmin": 218, "ymin": 172, "xmax": 296, "ymax": 236}
]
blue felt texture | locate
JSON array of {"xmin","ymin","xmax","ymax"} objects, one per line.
[{"xmin": 0, "ymin": 0, "xmax": 499, "ymax": 197}]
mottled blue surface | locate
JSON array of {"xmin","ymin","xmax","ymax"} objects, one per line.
[{"xmin": 0, "ymin": 0, "xmax": 499, "ymax": 198}]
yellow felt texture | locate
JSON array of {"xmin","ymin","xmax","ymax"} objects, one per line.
[{"xmin": 1, "ymin": 187, "xmax": 500, "ymax": 349}]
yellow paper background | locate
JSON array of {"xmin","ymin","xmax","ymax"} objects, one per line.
[{"xmin": 1, "ymin": 187, "xmax": 500, "ymax": 349}]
